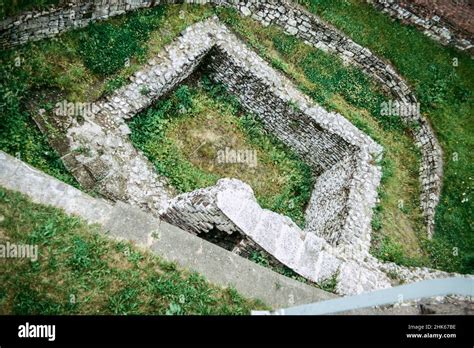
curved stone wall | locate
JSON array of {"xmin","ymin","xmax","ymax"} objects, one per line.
[
  {"xmin": 369, "ymin": 0, "xmax": 473, "ymax": 54},
  {"xmin": 222, "ymin": 0, "xmax": 443, "ymax": 237}
]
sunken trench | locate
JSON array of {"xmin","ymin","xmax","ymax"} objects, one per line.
[{"xmin": 34, "ymin": 18, "xmax": 396, "ymax": 294}]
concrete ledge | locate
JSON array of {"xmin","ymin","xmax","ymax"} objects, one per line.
[
  {"xmin": 152, "ymin": 221, "xmax": 336, "ymax": 307},
  {"xmin": 0, "ymin": 151, "xmax": 335, "ymax": 308}
]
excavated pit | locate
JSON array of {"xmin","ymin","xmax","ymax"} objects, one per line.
[{"xmin": 32, "ymin": 17, "xmax": 455, "ymax": 295}]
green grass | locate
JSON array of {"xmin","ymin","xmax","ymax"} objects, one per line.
[
  {"xmin": 78, "ymin": 7, "xmax": 166, "ymax": 76},
  {"xmin": 129, "ymin": 78, "xmax": 314, "ymax": 227},
  {"xmin": 300, "ymin": 0, "xmax": 473, "ymax": 274},
  {"xmin": 0, "ymin": 186, "xmax": 266, "ymax": 314}
]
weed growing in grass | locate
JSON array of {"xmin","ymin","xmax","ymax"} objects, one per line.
[
  {"xmin": 103, "ymin": 75, "xmax": 127, "ymax": 95},
  {"xmin": 372, "ymin": 235, "xmax": 424, "ymax": 267},
  {"xmin": 318, "ymin": 273, "xmax": 338, "ymax": 293},
  {"xmin": 250, "ymin": 251, "xmax": 270, "ymax": 268}
]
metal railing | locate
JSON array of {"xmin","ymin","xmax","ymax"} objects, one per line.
[{"xmin": 252, "ymin": 277, "xmax": 473, "ymax": 315}]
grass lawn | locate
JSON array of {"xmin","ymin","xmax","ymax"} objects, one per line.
[{"xmin": 0, "ymin": 187, "xmax": 266, "ymax": 314}]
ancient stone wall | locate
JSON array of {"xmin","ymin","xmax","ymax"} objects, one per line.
[
  {"xmin": 304, "ymin": 153, "xmax": 379, "ymax": 253},
  {"xmin": 160, "ymin": 178, "xmax": 243, "ymax": 236},
  {"xmin": 369, "ymin": 0, "xmax": 473, "ymax": 54},
  {"xmin": 224, "ymin": 0, "xmax": 443, "ymax": 237},
  {"xmin": 0, "ymin": 0, "xmax": 157, "ymax": 48},
  {"xmin": 32, "ymin": 18, "xmax": 217, "ymax": 212},
  {"xmin": 0, "ymin": 0, "xmax": 444, "ymax": 236},
  {"xmin": 206, "ymin": 48, "xmax": 357, "ymax": 175},
  {"xmin": 30, "ymin": 17, "xmax": 384, "ymax": 292},
  {"xmin": 205, "ymin": 38, "xmax": 382, "ymax": 254},
  {"xmin": 11, "ymin": 17, "xmax": 460, "ymax": 295},
  {"xmin": 161, "ymin": 177, "xmax": 458, "ymax": 296},
  {"xmin": 0, "ymin": 0, "xmax": 460, "ymax": 293}
]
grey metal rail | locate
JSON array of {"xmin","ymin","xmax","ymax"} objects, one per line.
[{"xmin": 252, "ymin": 277, "xmax": 473, "ymax": 315}]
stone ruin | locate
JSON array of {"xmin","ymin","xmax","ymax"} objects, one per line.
[
  {"xmin": 370, "ymin": 0, "xmax": 474, "ymax": 54},
  {"xmin": 0, "ymin": 0, "xmax": 444, "ymax": 238},
  {"xmin": 32, "ymin": 17, "xmax": 458, "ymax": 296}
]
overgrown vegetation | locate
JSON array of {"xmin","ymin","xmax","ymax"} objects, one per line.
[
  {"xmin": 0, "ymin": 187, "xmax": 266, "ymax": 314},
  {"xmin": 0, "ymin": 2, "xmax": 471, "ymax": 274},
  {"xmin": 301, "ymin": 0, "xmax": 473, "ymax": 274},
  {"xmin": 0, "ymin": 0, "xmax": 59, "ymax": 20},
  {"xmin": 129, "ymin": 77, "xmax": 314, "ymax": 227},
  {"xmin": 78, "ymin": 7, "xmax": 166, "ymax": 76}
]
